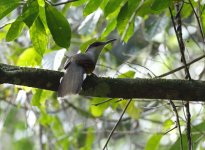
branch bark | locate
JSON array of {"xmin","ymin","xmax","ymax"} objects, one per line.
[{"xmin": 0, "ymin": 63, "xmax": 205, "ymax": 101}]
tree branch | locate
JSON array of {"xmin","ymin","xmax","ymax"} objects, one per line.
[{"xmin": 1, "ymin": 63, "xmax": 205, "ymax": 101}]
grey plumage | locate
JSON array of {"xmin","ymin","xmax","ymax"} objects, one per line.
[{"xmin": 58, "ymin": 61, "xmax": 85, "ymax": 97}]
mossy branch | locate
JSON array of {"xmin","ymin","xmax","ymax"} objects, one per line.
[{"xmin": 0, "ymin": 63, "xmax": 204, "ymax": 101}]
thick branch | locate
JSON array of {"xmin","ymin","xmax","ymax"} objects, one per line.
[{"xmin": 0, "ymin": 63, "xmax": 205, "ymax": 101}]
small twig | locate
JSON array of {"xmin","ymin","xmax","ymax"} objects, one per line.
[
  {"xmin": 169, "ymin": 6, "xmax": 191, "ymax": 79},
  {"xmin": 39, "ymin": 125, "xmax": 43, "ymax": 150},
  {"xmin": 64, "ymin": 100, "xmax": 94, "ymax": 118},
  {"xmin": 158, "ymin": 54, "xmax": 205, "ymax": 78},
  {"xmin": 46, "ymin": 0, "xmax": 78, "ymax": 6},
  {"xmin": 170, "ymin": 3, "xmax": 193, "ymax": 149},
  {"xmin": 96, "ymin": 64, "xmax": 131, "ymax": 77},
  {"xmin": 185, "ymin": 102, "xmax": 192, "ymax": 150},
  {"xmin": 169, "ymin": 100, "xmax": 184, "ymax": 150},
  {"xmin": 93, "ymin": 98, "xmax": 114, "ymax": 106},
  {"xmin": 188, "ymin": 0, "xmax": 205, "ymax": 42},
  {"xmin": 164, "ymin": 125, "xmax": 178, "ymax": 135},
  {"xmin": 102, "ymin": 99, "xmax": 132, "ymax": 150},
  {"xmin": 125, "ymin": 62, "xmax": 157, "ymax": 78}
]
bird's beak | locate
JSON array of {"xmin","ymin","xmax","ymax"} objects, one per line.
[{"xmin": 105, "ymin": 39, "xmax": 116, "ymax": 45}]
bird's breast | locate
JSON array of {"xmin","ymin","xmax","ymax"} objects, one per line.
[{"xmin": 75, "ymin": 54, "xmax": 95, "ymax": 74}]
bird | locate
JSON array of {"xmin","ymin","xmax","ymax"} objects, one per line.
[{"xmin": 58, "ymin": 39, "xmax": 116, "ymax": 97}]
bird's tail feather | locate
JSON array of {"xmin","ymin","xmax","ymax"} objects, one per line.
[{"xmin": 58, "ymin": 62, "xmax": 85, "ymax": 97}]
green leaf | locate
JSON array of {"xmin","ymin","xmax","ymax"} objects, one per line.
[
  {"xmin": 39, "ymin": 6, "xmax": 49, "ymax": 33},
  {"xmin": 123, "ymin": 19, "xmax": 134, "ymax": 42},
  {"xmin": 84, "ymin": 128, "xmax": 95, "ymax": 149},
  {"xmin": 22, "ymin": 1, "xmax": 39, "ymax": 27},
  {"xmin": 104, "ymin": 0, "xmax": 125, "ymax": 17},
  {"xmin": 31, "ymin": 89, "xmax": 43, "ymax": 107},
  {"xmin": 101, "ymin": 19, "xmax": 117, "ymax": 38},
  {"xmin": 30, "ymin": 17, "xmax": 48, "ymax": 56},
  {"xmin": 180, "ymin": 2, "xmax": 193, "ymax": 18},
  {"xmin": 117, "ymin": 1, "xmax": 140, "ymax": 42},
  {"xmin": 39, "ymin": 112, "xmax": 55, "ymax": 126},
  {"xmin": 13, "ymin": 138, "xmax": 34, "ymax": 150},
  {"xmin": 99, "ymin": 0, "xmax": 109, "ymax": 10},
  {"xmin": 202, "ymin": 8, "xmax": 205, "ymax": 34},
  {"xmin": 145, "ymin": 134, "xmax": 163, "ymax": 150},
  {"xmin": 0, "ymin": 0, "xmax": 21, "ymax": 20},
  {"xmin": 17, "ymin": 48, "xmax": 42, "ymax": 66},
  {"xmin": 6, "ymin": 19, "xmax": 24, "ymax": 41},
  {"xmin": 169, "ymin": 121, "xmax": 205, "ymax": 150},
  {"xmin": 31, "ymin": 89, "xmax": 53, "ymax": 108},
  {"xmin": 101, "ymin": 6, "xmax": 120, "ymax": 38},
  {"xmin": 151, "ymin": 0, "xmax": 170, "ymax": 11},
  {"xmin": 45, "ymin": 4, "xmax": 71, "ymax": 48},
  {"xmin": 83, "ymin": 0, "xmax": 102, "ymax": 16},
  {"xmin": 118, "ymin": 71, "xmax": 135, "ymax": 78},
  {"xmin": 51, "ymin": 116, "xmax": 66, "ymax": 136},
  {"xmin": 137, "ymin": 0, "xmax": 159, "ymax": 16},
  {"xmin": 90, "ymin": 98, "xmax": 109, "ymax": 117},
  {"xmin": 117, "ymin": 2, "xmax": 129, "ymax": 38},
  {"xmin": 120, "ymin": 100, "xmax": 141, "ymax": 119},
  {"xmin": 162, "ymin": 119, "xmax": 175, "ymax": 132},
  {"xmin": 37, "ymin": 0, "xmax": 45, "ymax": 7}
]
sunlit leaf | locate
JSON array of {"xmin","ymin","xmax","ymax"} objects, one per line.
[
  {"xmin": 37, "ymin": 0, "xmax": 45, "ymax": 7},
  {"xmin": 17, "ymin": 48, "xmax": 42, "ymax": 66},
  {"xmin": 90, "ymin": 97, "xmax": 109, "ymax": 117},
  {"xmin": 99, "ymin": 0, "xmax": 109, "ymax": 10},
  {"xmin": 162, "ymin": 119, "xmax": 175, "ymax": 132},
  {"xmin": 45, "ymin": 4, "xmax": 71, "ymax": 48},
  {"xmin": 90, "ymin": 105, "xmax": 103, "ymax": 117},
  {"xmin": 145, "ymin": 134, "xmax": 163, "ymax": 150},
  {"xmin": 118, "ymin": 70, "xmax": 135, "ymax": 78},
  {"xmin": 39, "ymin": 6, "xmax": 49, "ymax": 33},
  {"xmin": 30, "ymin": 17, "xmax": 48, "ymax": 56},
  {"xmin": 0, "ymin": 0, "xmax": 21, "ymax": 20},
  {"xmin": 202, "ymin": 9, "xmax": 205, "ymax": 34}
]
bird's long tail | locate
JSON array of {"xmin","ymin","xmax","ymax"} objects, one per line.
[{"xmin": 58, "ymin": 62, "xmax": 85, "ymax": 97}]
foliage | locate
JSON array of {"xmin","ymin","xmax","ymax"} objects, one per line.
[{"xmin": 0, "ymin": 0, "xmax": 205, "ymax": 149}]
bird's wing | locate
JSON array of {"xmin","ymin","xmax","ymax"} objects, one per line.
[
  {"xmin": 64, "ymin": 57, "xmax": 72, "ymax": 69},
  {"xmin": 58, "ymin": 62, "xmax": 85, "ymax": 97}
]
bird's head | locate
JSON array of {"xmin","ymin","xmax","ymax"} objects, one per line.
[
  {"xmin": 86, "ymin": 39, "xmax": 116, "ymax": 52},
  {"xmin": 85, "ymin": 39, "xmax": 116, "ymax": 63}
]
